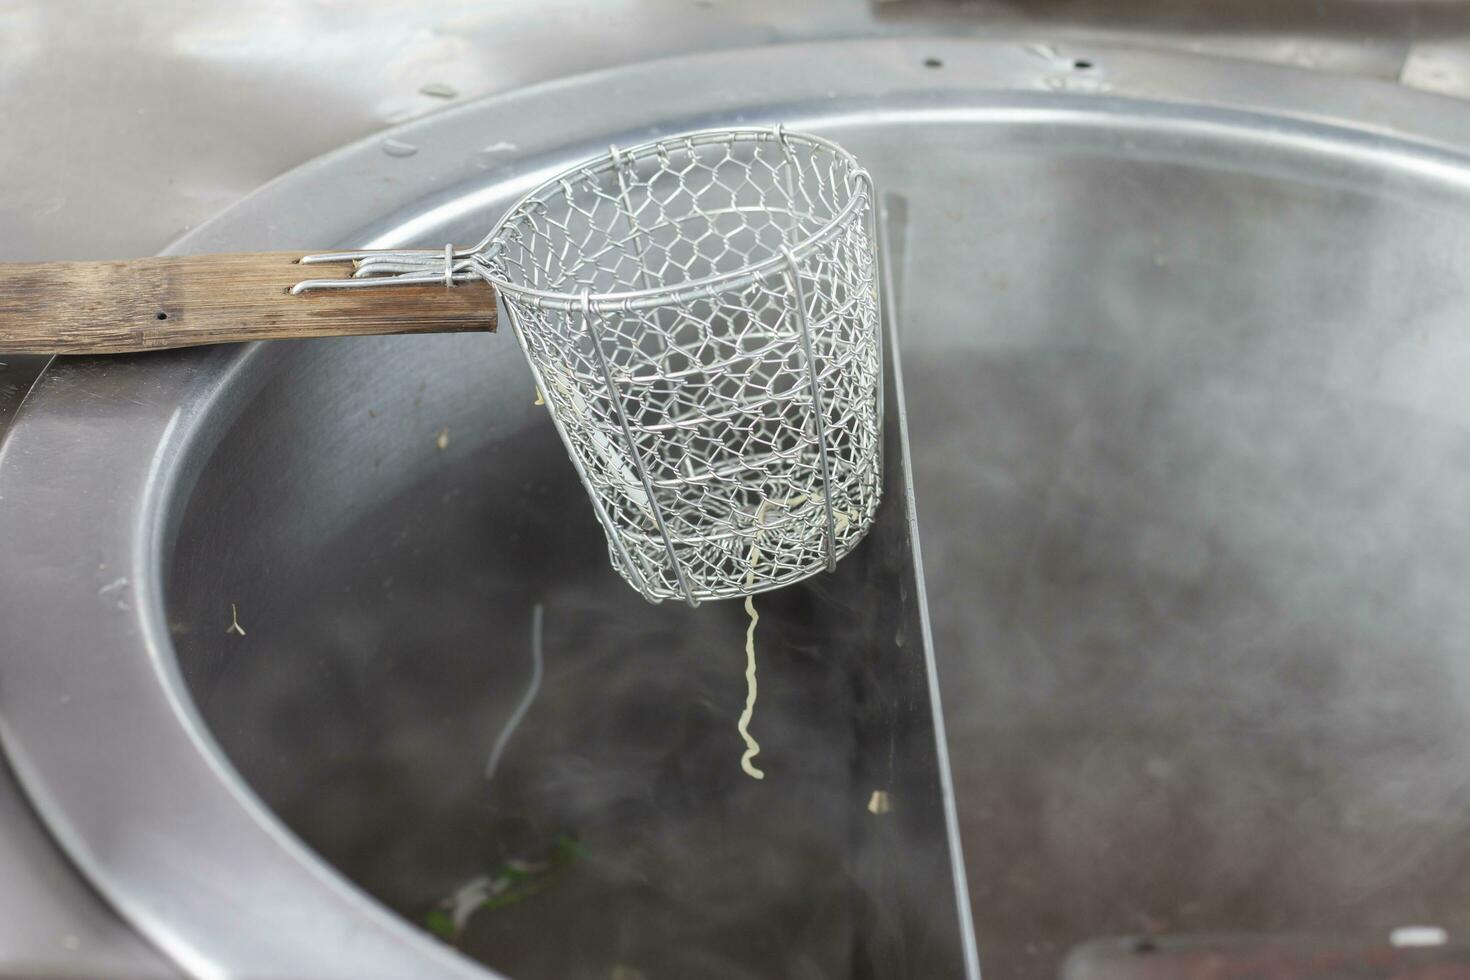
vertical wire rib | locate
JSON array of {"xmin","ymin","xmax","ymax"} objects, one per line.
[
  {"xmin": 499, "ymin": 294, "xmax": 654, "ymax": 597},
  {"xmin": 857, "ymin": 170, "xmax": 885, "ymax": 472},
  {"xmin": 782, "ymin": 246, "xmax": 839, "ymax": 572},
  {"xmin": 776, "ymin": 125, "xmax": 803, "ymax": 244},
  {"xmin": 611, "ymin": 144, "xmax": 657, "ymax": 294},
  {"xmin": 582, "ymin": 291, "xmax": 700, "ymax": 606}
]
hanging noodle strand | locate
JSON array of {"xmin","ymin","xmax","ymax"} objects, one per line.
[
  {"xmin": 735, "ymin": 495, "xmax": 812, "ymax": 781},
  {"xmin": 738, "ymin": 591, "xmax": 764, "ymax": 780}
]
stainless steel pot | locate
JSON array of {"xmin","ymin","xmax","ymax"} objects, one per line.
[{"xmin": 8, "ymin": 37, "xmax": 1470, "ymax": 979}]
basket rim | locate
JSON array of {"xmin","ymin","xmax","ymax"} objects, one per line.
[{"xmin": 477, "ymin": 125, "xmax": 872, "ymax": 314}]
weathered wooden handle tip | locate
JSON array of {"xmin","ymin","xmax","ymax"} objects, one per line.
[{"xmin": 0, "ymin": 251, "xmax": 497, "ymax": 355}]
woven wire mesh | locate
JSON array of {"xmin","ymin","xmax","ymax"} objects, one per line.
[{"xmin": 485, "ymin": 128, "xmax": 881, "ymax": 604}]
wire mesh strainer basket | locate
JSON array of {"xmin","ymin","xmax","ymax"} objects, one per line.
[{"xmin": 304, "ymin": 127, "xmax": 882, "ymax": 605}]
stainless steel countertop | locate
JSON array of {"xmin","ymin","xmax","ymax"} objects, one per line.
[
  {"xmin": 6, "ymin": 1, "xmax": 1470, "ymax": 268},
  {"xmin": 4, "ymin": 2, "xmax": 1470, "ymax": 976}
]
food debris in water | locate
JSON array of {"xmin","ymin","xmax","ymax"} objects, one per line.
[
  {"xmin": 425, "ymin": 835, "xmax": 585, "ymax": 940},
  {"xmin": 436, "ymin": 427, "xmax": 450, "ymax": 451},
  {"xmin": 1391, "ymin": 926, "xmax": 1448, "ymax": 947},
  {"xmin": 867, "ymin": 790, "xmax": 892, "ymax": 815},
  {"xmin": 226, "ymin": 603, "xmax": 246, "ymax": 636},
  {"xmin": 484, "ymin": 603, "xmax": 544, "ymax": 781}
]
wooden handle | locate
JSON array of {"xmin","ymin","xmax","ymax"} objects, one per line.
[{"xmin": 0, "ymin": 252, "xmax": 496, "ymax": 355}]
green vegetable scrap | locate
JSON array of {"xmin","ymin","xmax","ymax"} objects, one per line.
[
  {"xmin": 423, "ymin": 834, "xmax": 586, "ymax": 942},
  {"xmin": 424, "ymin": 909, "xmax": 456, "ymax": 941}
]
